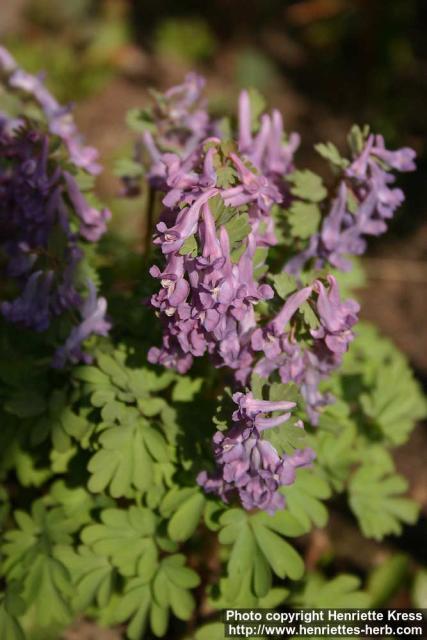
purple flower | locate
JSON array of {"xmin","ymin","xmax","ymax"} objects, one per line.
[
  {"xmin": 53, "ymin": 281, "xmax": 111, "ymax": 368},
  {"xmin": 127, "ymin": 73, "xmax": 212, "ymax": 194},
  {"xmin": 0, "ymin": 46, "xmax": 101, "ymax": 174},
  {"xmin": 0, "ymin": 115, "xmax": 110, "ymax": 365},
  {"xmin": 250, "ymin": 277, "xmax": 359, "ymax": 424},
  {"xmin": 222, "ymin": 153, "xmax": 283, "ymax": 212},
  {"xmin": 154, "ymin": 188, "xmax": 218, "ymax": 254},
  {"xmin": 198, "ymin": 390, "xmax": 315, "ymax": 514},
  {"xmin": 286, "ymin": 132, "xmax": 416, "ymax": 274},
  {"xmin": 2, "ymin": 270, "xmax": 53, "ymax": 332},
  {"xmin": 371, "ymin": 135, "xmax": 416, "ymax": 172},
  {"xmin": 64, "ymin": 172, "xmax": 111, "ymax": 242},
  {"xmin": 147, "ymin": 132, "xmax": 280, "ymax": 379},
  {"xmin": 237, "ymin": 90, "xmax": 300, "ymax": 184},
  {"xmin": 311, "ymin": 275, "xmax": 359, "ymax": 354}
]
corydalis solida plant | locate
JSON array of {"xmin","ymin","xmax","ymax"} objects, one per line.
[
  {"xmin": 0, "ymin": 46, "xmax": 111, "ymax": 367},
  {"xmin": 0, "ymin": 48, "xmax": 425, "ymax": 640},
  {"xmin": 123, "ymin": 73, "xmax": 416, "ymax": 512}
]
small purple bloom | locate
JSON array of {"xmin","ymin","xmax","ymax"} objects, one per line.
[
  {"xmin": 198, "ymin": 390, "xmax": 314, "ymax": 514},
  {"xmin": 286, "ymin": 132, "xmax": 416, "ymax": 274},
  {"xmin": 0, "ymin": 46, "xmax": 101, "ymax": 174},
  {"xmin": 53, "ymin": 281, "xmax": 111, "ymax": 368},
  {"xmin": 64, "ymin": 172, "xmax": 111, "ymax": 242}
]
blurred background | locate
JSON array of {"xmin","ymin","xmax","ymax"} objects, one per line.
[{"xmin": 1, "ymin": 0, "xmax": 427, "ymax": 635}]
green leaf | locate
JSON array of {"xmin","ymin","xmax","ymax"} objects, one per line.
[
  {"xmin": 55, "ymin": 544, "xmax": 115, "ymax": 611},
  {"xmin": 367, "ymin": 554, "xmax": 409, "ymax": 607},
  {"xmin": 112, "ymin": 555, "xmax": 199, "ymax": 639},
  {"xmin": 6, "ymin": 443, "xmax": 51, "ymax": 488},
  {"xmin": 218, "ymin": 508, "xmax": 304, "ymax": 605},
  {"xmin": 349, "ymin": 462, "xmax": 419, "ymax": 540},
  {"xmin": 209, "ymin": 193, "xmax": 234, "ymax": 224},
  {"xmin": 4, "ymin": 389, "xmax": 46, "ymax": 418},
  {"xmin": 73, "ymin": 365, "xmax": 111, "ymax": 386},
  {"xmin": 288, "ymin": 170, "xmax": 327, "ymax": 203},
  {"xmin": 97, "ymin": 353, "xmax": 129, "ymax": 389},
  {"xmin": 224, "ymin": 212, "xmax": 251, "ymax": 248},
  {"xmin": 179, "ymin": 234, "xmax": 198, "ymax": 257},
  {"xmin": 315, "ymin": 141, "xmax": 349, "ymax": 169},
  {"xmin": 0, "ymin": 588, "xmax": 25, "ymax": 640},
  {"xmin": 162, "ymin": 555, "xmax": 200, "ymax": 590},
  {"xmin": 270, "ymin": 273, "xmax": 298, "ymax": 300},
  {"xmin": 294, "ymin": 573, "xmax": 371, "ymax": 608},
  {"xmin": 87, "ymin": 418, "xmax": 170, "ymax": 497},
  {"xmin": 360, "ymin": 357, "xmax": 426, "ymax": 445},
  {"xmin": 313, "ymin": 422, "xmax": 357, "ymax": 491},
  {"xmin": 347, "ymin": 124, "xmax": 370, "ymax": 155},
  {"xmin": 287, "ymin": 201, "xmax": 321, "ymax": 239},
  {"xmin": 251, "ymin": 507, "xmax": 307, "ymax": 538},
  {"xmin": 300, "ymin": 300, "xmax": 319, "ymax": 329},
  {"xmin": 50, "ymin": 481, "xmax": 101, "ymax": 527},
  {"xmin": 412, "ymin": 569, "xmax": 427, "ymax": 608},
  {"xmin": 2, "ymin": 502, "xmax": 76, "ymax": 582},
  {"xmin": 261, "ymin": 382, "xmax": 306, "ymax": 455},
  {"xmin": 30, "ymin": 389, "xmax": 88, "ymax": 452},
  {"xmin": 216, "ymin": 164, "xmax": 237, "ymax": 189},
  {"xmin": 263, "ymin": 421, "xmax": 307, "ymax": 456},
  {"xmin": 166, "ymin": 491, "xmax": 206, "ymax": 542},
  {"xmin": 172, "ymin": 377, "xmax": 203, "ymax": 401},
  {"xmin": 247, "ymin": 87, "xmax": 267, "ymax": 131},
  {"xmin": 258, "ymin": 587, "xmax": 289, "ymax": 608},
  {"xmin": 268, "ymin": 381, "xmax": 302, "ymax": 407},
  {"xmin": 0, "ymin": 486, "xmax": 10, "ymax": 527},
  {"xmin": 281, "ymin": 468, "xmax": 331, "ymax": 530},
  {"xmin": 81, "ymin": 507, "xmax": 158, "ymax": 577},
  {"xmin": 113, "ymin": 576, "xmax": 151, "ymax": 639},
  {"xmin": 24, "ymin": 554, "xmax": 73, "ymax": 626},
  {"xmin": 193, "ymin": 623, "xmax": 225, "ymax": 640},
  {"xmin": 114, "ymin": 157, "xmax": 144, "ymax": 179},
  {"xmin": 126, "ymin": 107, "xmax": 156, "ymax": 133},
  {"xmin": 253, "ymin": 246, "xmax": 269, "ymax": 280},
  {"xmin": 251, "ymin": 521, "xmax": 304, "ymax": 580}
]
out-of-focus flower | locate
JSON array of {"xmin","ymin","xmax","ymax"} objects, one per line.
[
  {"xmin": 0, "ymin": 46, "xmax": 101, "ymax": 174},
  {"xmin": 0, "ymin": 115, "xmax": 110, "ymax": 365},
  {"xmin": 53, "ymin": 281, "xmax": 111, "ymax": 368},
  {"xmin": 286, "ymin": 134, "xmax": 416, "ymax": 274},
  {"xmin": 237, "ymin": 90, "xmax": 300, "ymax": 191}
]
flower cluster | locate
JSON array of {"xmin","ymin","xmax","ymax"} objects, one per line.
[
  {"xmin": 138, "ymin": 80, "xmax": 302, "ymax": 385},
  {"xmin": 142, "ymin": 81, "xmax": 362, "ymax": 418},
  {"xmin": 140, "ymin": 91, "xmax": 361, "ymax": 419},
  {"xmin": 252, "ymin": 275, "xmax": 359, "ymax": 423},
  {"xmin": 122, "ymin": 73, "xmax": 212, "ymax": 196},
  {"xmin": 126, "ymin": 75, "xmax": 414, "ymax": 512},
  {"xmin": 286, "ymin": 133, "xmax": 416, "ymax": 274},
  {"xmin": 0, "ymin": 46, "xmax": 101, "ymax": 175},
  {"xmin": 198, "ymin": 391, "xmax": 315, "ymax": 514},
  {"xmin": 237, "ymin": 89, "xmax": 300, "ymax": 197},
  {"xmin": 0, "ymin": 48, "xmax": 111, "ymax": 366},
  {"xmin": 146, "ymin": 136, "xmax": 284, "ymax": 379}
]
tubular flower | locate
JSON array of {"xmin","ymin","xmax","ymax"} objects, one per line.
[
  {"xmin": 143, "ymin": 77, "xmax": 362, "ymax": 423},
  {"xmin": 237, "ymin": 90, "xmax": 300, "ymax": 194},
  {"xmin": 198, "ymin": 391, "xmax": 315, "ymax": 514},
  {"xmin": 0, "ymin": 46, "xmax": 101, "ymax": 174},
  {"xmin": 286, "ymin": 134, "xmax": 416, "ymax": 274},
  {"xmin": 147, "ymin": 136, "xmax": 279, "ymax": 378},
  {"xmin": 52, "ymin": 281, "xmax": 111, "ymax": 368},
  {"xmin": 0, "ymin": 117, "xmax": 110, "ymax": 365},
  {"xmin": 252, "ymin": 276, "xmax": 359, "ymax": 424}
]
